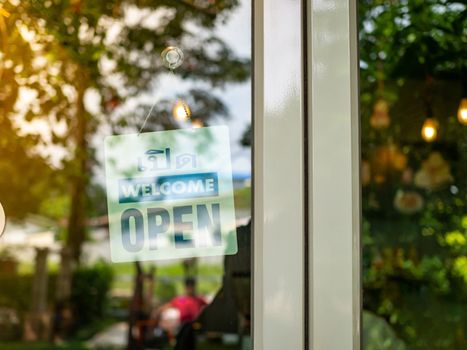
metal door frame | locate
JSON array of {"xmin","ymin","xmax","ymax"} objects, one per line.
[
  {"xmin": 253, "ymin": 0, "xmax": 305, "ymax": 349},
  {"xmin": 307, "ymin": 0, "xmax": 360, "ymax": 349},
  {"xmin": 253, "ymin": 0, "xmax": 360, "ymax": 349}
]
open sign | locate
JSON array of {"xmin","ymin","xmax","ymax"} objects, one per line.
[{"xmin": 104, "ymin": 126, "xmax": 238, "ymax": 262}]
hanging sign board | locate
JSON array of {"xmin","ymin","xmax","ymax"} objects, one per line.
[
  {"xmin": 0, "ymin": 202, "xmax": 5, "ymax": 237},
  {"xmin": 104, "ymin": 126, "xmax": 238, "ymax": 262}
]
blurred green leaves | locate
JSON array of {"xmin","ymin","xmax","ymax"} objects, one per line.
[{"xmin": 360, "ymin": 1, "xmax": 467, "ymax": 349}]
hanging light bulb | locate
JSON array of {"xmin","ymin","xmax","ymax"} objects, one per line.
[
  {"xmin": 370, "ymin": 99, "xmax": 390, "ymax": 129},
  {"xmin": 421, "ymin": 118, "xmax": 438, "ymax": 142},
  {"xmin": 172, "ymin": 100, "xmax": 191, "ymax": 122},
  {"xmin": 458, "ymin": 98, "xmax": 467, "ymax": 125},
  {"xmin": 191, "ymin": 119, "xmax": 203, "ymax": 128}
]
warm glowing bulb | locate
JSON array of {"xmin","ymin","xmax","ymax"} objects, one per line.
[
  {"xmin": 191, "ymin": 119, "xmax": 203, "ymax": 128},
  {"xmin": 423, "ymin": 126, "xmax": 436, "ymax": 139},
  {"xmin": 421, "ymin": 118, "xmax": 438, "ymax": 142},
  {"xmin": 370, "ymin": 99, "xmax": 390, "ymax": 129},
  {"xmin": 172, "ymin": 100, "xmax": 191, "ymax": 121},
  {"xmin": 458, "ymin": 98, "xmax": 467, "ymax": 125}
]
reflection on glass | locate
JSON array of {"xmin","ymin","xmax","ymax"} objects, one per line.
[
  {"xmin": 360, "ymin": 1, "xmax": 467, "ymax": 349},
  {"xmin": 421, "ymin": 118, "xmax": 438, "ymax": 143},
  {"xmin": 0, "ymin": 1, "xmax": 251, "ymax": 350},
  {"xmin": 458, "ymin": 98, "xmax": 467, "ymax": 125},
  {"xmin": 173, "ymin": 100, "xmax": 192, "ymax": 122}
]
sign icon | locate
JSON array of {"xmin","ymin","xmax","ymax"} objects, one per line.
[
  {"xmin": 104, "ymin": 126, "xmax": 237, "ymax": 262},
  {"xmin": 137, "ymin": 149, "xmax": 198, "ymax": 172},
  {"xmin": 138, "ymin": 148, "xmax": 172, "ymax": 172}
]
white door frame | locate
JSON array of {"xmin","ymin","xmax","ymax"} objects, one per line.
[
  {"xmin": 307, "ymin": 0, "xmax": 360, "ymax": 349},
  {"xmin": 253, "ymin": 0, "xmax": 305, "ymax": 349},
  {"xmin": 253, "ymin": 0, "xmax": 360, "ymax": 349}
]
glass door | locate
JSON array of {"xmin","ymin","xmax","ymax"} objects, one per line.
[
  {"xmin": 359, "ymin": 1, "xmax": 467, "ymax": 349},
  {"xmin": 307, "ymin": 1, "xmax": 467, "ymax": 349},
  {"xmin": 0, "ymin": 1, "xmax": 260, "ymax": 349},
  {"xmin": 0, "ymin": 0, "xmax": 311, "ymax": 349}
]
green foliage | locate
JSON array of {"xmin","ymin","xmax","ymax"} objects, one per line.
[
  {"xmin": 0, "ymin": 273, "xmax": 35, "ymax": 313},
  {"xmin": 359, "ymin": 0, "xmax": 467, "ymax": 81},
  {"xmin": 240, "ymin": 124, "xmax": 251, "ymax": 147},
  {"xmin": 234, "ymin": 187, "xmax": 251, "ymax": 210},
  {"xmin": 0, "ymin": 260, "xmax": 58, "ymax": 314},
  {"xmin": 0, "ymin": 261, "xmax": 113, "ymax": 340},
  {"xmin": 363, "ymin": 311, "xmax": 406, "ymax": 350},
  {"xmin": 360, "ymin": 1, "xmax": 467, "ymax": 349},
  {"xmin": 155, "ymin": 279, "xmax": 177, "ymax": 303},
  {"xmin": 1, "ymin": 0, "xmax": 249, "ymax": 134},
  {"xmin": 0, "ymin": 120, "xmax": 57, "ymax": 220},
  {"xmin": 0, "ymin": 343, "xmax": 88, "ymax": 350},
  {"xmin": 70, "ymin": 262, "xmax": 113, "ymax": 330}
]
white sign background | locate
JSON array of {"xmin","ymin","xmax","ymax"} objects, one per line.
[{"xmin": 104, "ymin": 126, "xmax": 238, "ymax": 262}]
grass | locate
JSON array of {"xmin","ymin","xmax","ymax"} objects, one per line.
[
  {"xmin": 13, "ymin": 260, "xmax": 224, "ymax": 306},
  {"xmin": 0, "ymin": 342, "xmax": 238, "ymax": 350},
  {"xmin": 111, "ymin": 262, "xmax": 223, "ymax": 298},
  {"xmin": 0, "ymin": 342, "xmax": 89, "ymax": 350},
  {"xmin": 111, "ymin": 262, "xmax": 223, "ymax": 276},
  {"xmin": 73, "ymin": 318, "xmax": 119, "ymax": 342},
  {"xmin": 233, "ymin": 187, "xmax": 251, "ymax": 210},
  {"xmin": 17, "ymin": 261, "xmax": 60, "ymax": 275}
]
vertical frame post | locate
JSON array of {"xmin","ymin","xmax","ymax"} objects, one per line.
[
  {"xmin": 307, "ymin": 0, "xmax": 360, "ymax": 349},
  {"xmin": 253, "ymin": 0, "xmax": 306, "ymax": 349}
]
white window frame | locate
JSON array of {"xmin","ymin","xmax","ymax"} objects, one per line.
[
  {"xmin": 253, "ymin": 0, "xmax": 360, "ymax": 349},
  {"xmin": 253, "ymin": 0, "xmax": 305, "ymax": 349},
  {"xmin": 307, "ymin": 0, "xmax": 360, "ymax": 349}
]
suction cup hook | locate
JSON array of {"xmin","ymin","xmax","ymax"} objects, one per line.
[{"xmin": 161, "ymin": 46, "xmax": 184, "ymax": 70}]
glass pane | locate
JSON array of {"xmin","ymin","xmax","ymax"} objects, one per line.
[
  {"xmin": 359, "ymin": 1, "xmax": 467, "ymax": 349},
  {"xmin": 0, "ymin": 1, "xmax": 252, "ymax": 350}
]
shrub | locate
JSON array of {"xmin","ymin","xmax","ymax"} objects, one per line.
[{"xmin": 70, "ymin": 261, "xmax": 113, "ymax": 330}]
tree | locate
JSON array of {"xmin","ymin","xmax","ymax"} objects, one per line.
[
  {"xmin": 0, "ymin": 6, "xmax": 59, "ymax": 219},
  {"xmin": 0, "ymin": 0, "xmax": 249, "ymax": 264},
  {"xmin": 359, "ymin": 1, "xmax": 467, "ymax": 349}
]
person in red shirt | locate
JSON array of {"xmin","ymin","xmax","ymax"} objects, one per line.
[
  {"xmin": 170, "ymin": 277, "xmax": 207, "ymax": 323},
  {"xmin": 151, "ymin": 277, "xmax": 206, "ymax": 349}
]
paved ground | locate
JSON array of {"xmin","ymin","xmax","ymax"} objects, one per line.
[{"xmin": 87, "ymin": 322, "xmax": 127, "ymax": 349}]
